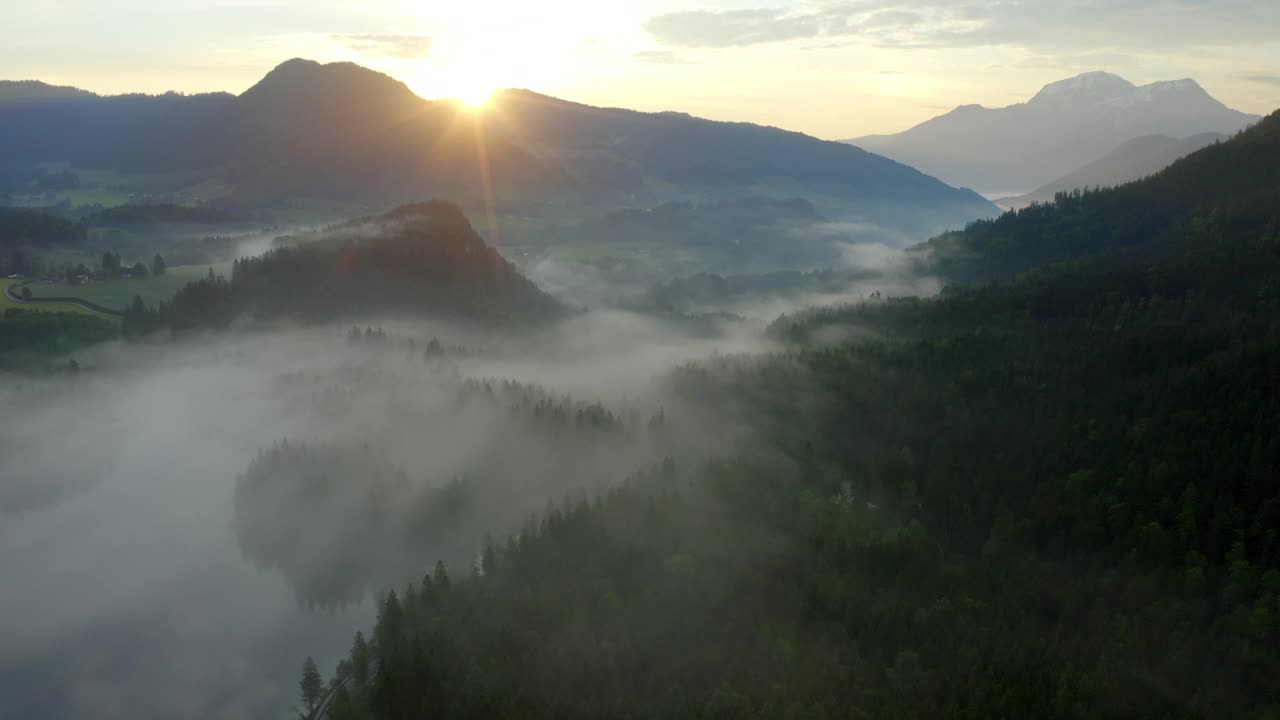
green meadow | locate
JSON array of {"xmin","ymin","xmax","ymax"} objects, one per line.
[
  {"xmin": 0, "ymin": 279, "xmax": 104, "ymax": 316},
  {"xmin": 24, "ymin": 263, "xmax": 226, "ymax": 311}
]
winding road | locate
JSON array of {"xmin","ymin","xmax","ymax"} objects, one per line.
[
  {"xmin": 3, "ymin": 281, "xmax": 124, "ymax": 318},
  {"xmin": 305, "ymin": 657, "xmax": 381, "ymax": 720}
]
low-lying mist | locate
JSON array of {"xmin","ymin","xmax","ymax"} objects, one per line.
[
  {"xmin": 0, "ymin": 306, "xmax": 776, "ymax": 719},
  {"xmin": 0, "ymin": 226, "xmax": 940, "ymax": 718}
]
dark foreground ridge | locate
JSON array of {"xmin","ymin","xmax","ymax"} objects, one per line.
[{"xmin": 305, "ymin": 109, "xmax": 1280, "ymax": 718}]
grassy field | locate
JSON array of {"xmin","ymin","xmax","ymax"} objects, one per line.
[
  {"xmin": 24, "ymin": 263, "xmax": 227, "ymax": 311},
  {"xmin": 0, "ymin": 279, "xmax": 105, "ymax": 316}
]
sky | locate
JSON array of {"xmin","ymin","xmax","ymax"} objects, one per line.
[{"xmin": 4, "ymin": 0, "xmax": 1279, "ymax": 138}]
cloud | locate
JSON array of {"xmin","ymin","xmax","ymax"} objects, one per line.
[
  {"xmin": 334, "ymin": 33, "xmax": 433, "ymax": 59},
  {"xmin": 632, "ymin": 49, "xmax": 696, "ymax": 64},
  {"xmin": 1013, "ymin": 50, "xmax": 1136, "ymax": 72},
  {"xmin": 644, "ymin": 1, "xmax": 1280, "ymax": 52},
  {"xmin": 643, "ymin": 9, "xmax": 819, "ymax": 48},
  {"xmin": 860, "ymin": 9, "xmax": 923, "ymax": 29},
  {"xmin": 0, "ymin": 306, "xmax": 767, "ymax": 717},
  {"xmin": 954, "ymin": 3, "xmax": 992, "ymax": 21},
  {"xmin": 1242, "ymin": 73, "xmax": 1280, "ymax": 86}
]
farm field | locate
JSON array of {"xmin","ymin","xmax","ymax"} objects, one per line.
[
  {"xmin": 0, "ymin": 279, "xmax": 104, "ymax": 316},
  {"xmin": 24, "ymin": 263, "xmax": 227, "ymax": 311}
]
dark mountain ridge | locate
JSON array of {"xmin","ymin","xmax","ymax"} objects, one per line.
[
  {"xmin": 1000, "ymin": 132, "xmax": 1227, "ymax": 210},
  {"xmin": 1, "ymin": 60, "xmax": 995, "ymax": 235},
  {"xmin": 0, "ymin": 80, "xmax": 97, "ymax": 102},
  {"xmin": 926, "ymin": 108, "xmax": 1280, "ymax": 283}
]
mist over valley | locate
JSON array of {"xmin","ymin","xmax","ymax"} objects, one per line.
[{"xmin": 3, "ymin": 18, "xmax": 1280, "ymax": 719}]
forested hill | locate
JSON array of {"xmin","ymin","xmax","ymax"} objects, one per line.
[
  {"xmin": 305, "ymin": 115, "xmax": 1280, "ymax": 717},
  {"xmin": 0, "ymin": 207, "xmax": 86, "ymax": 247},
  {"xmin": 927, "ymin": 108, "xmax": 1280, "ymax": 284},
  {"xmin": 132, "ymin": 201, "xmax": 559, "ymax": 332},
  {"xmin": 1001, "ymin": 132, "xmax": 1226, "ymax": 210}
]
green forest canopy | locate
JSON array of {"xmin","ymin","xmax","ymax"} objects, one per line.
[{"xmin": 308, "ymin": 111, "xmax": 1280, "ymax": 719}]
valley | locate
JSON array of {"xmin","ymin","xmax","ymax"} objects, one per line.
[{"xmin": 1, "ymin": 35, "xmax": 1278, "ymax": 720}]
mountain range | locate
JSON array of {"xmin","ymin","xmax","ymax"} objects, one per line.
[
  {"xmin": 846, "ymin": 71, "xmax": 1258, "ymax": 195},
  {"xmin": 999, "ymin": 132, "xmax": 1226, "ymax": 209},
  {"xmin": 925, "ymin": 108, "xmax": 1280, "ymax": 284},
  {"xmin": 0, "ymin": 59, "xmax": 995, "ymax": 237}
]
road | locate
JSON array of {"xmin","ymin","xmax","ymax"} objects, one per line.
[
  {"xmin": 3, "ymin": 281, "xmax": 125, "ymax": 318},
  {"xmin": 305, "ymin": 657, "xmax": 381, "ymax": 720}
]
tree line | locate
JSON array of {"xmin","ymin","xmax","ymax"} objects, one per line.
[{"xmin": 304, "ymin": 109, "xmax": 1280, "ymax": 717}]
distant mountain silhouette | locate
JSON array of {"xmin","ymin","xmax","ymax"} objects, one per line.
[
  {"xmin": 846, "ymin": 71, "xmax": 1259, "ymax": 194},
  {"xmin": 0, "ymin": 59, "xmax": 995, "ymax": 236},
  {"xmin": 481, "ymin": 89, "xmax": 993, "ymax": 235},
  {"xmin": 1000, "ymin": 132, "xmax": 1226, "ymax": 210},
  {"xmin": 0, "ymin": 80, "xmax": 96, "ymax": 102}
]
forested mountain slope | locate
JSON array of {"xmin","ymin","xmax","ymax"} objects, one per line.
[
  {"xmin": 1000, "ymin": 132, "xmax": 1225, "ymax": 210},
  {"xmin": 927, "ymin": 109, "xmax": 1280, "ymax": 284},
  {"xmin": 305, "ymin": 111, "xmax": 1280, "ymax": 718},
  {"xmin": 0, "ymin": 207, "xmax": 86, "ymax": 248},
  {"xmin": 128, "ymin": 201, "xmax": 558, "ymax": 332}
]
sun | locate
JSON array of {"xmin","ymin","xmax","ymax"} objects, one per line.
[
  {"xmin": 406, "ymin": 56, "xmax": 502, "ymax": 108},
  {"xmin": 456, "ymin": 85, "xmax": 494, "ymax": 108}
]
